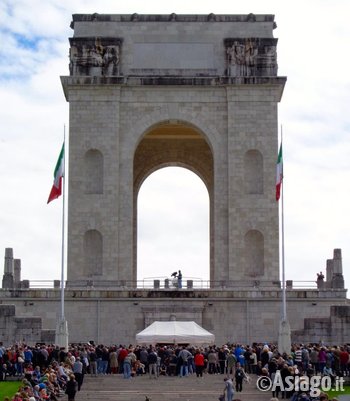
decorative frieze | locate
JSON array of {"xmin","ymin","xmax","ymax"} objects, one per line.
[{"xmin": 69, "ymin": 37, "xmax": 122, "ymax": 76}]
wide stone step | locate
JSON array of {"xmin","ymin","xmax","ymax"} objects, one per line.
[{"xmin": 74, "ymin": 374, "xmax": 272, "ymax": 401}]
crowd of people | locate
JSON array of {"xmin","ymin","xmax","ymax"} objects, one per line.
[
  {"xmin": 0, "ymin": 342, "xmax": 84, "ymax": 401},
  {"xmin": 0, "ymin": 340, "xmax": 349, "ymax": 401}
]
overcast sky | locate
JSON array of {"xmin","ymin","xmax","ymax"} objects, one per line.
[{"xmin": 0, "ymin": 0, "xmax": 349, "ymax": 290}]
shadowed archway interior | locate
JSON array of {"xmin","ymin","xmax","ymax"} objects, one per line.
[{"xmin": 133, "ymin": 122, "xmax": 214, "ymax": 284}]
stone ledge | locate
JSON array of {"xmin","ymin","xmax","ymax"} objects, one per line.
[
  {"xmin": 0, "ymin": 288, "xmax": 347, "ymax": 301},
  {"xmin": 61, "ymin": 75, "xmax": 287, "ymax": 87},
  {"xmin": 71, "ymin": 13, "xmax": 275, "ymax": 24}
]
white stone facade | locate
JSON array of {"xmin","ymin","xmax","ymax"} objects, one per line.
[{"xmin": 62, "ymin": 13, "xmax": 286, "ymax": 287}]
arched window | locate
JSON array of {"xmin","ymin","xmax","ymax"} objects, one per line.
[
  {"xmin": 244, "ymin": 230, "xmax": 264, "ymax": 277},
  {"xmin": 84, "ymin": 149, "xmax": 103, "ymax": 194},
  {"xmin": 83, "ymin": 229, "xmax": 103, "ymax": 276},
  {"xmin": 244, "ymin": 150, "xmax": 263, "ymax": 194}
]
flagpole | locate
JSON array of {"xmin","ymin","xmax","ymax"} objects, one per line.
[
  {"xmin": 278, "ymin": 124, "xmax": 291, "ymax": 355},
  {"xmin": 60, "ymin": 125, "xmax": 66, "ymax": 321},
  {"xmin": 281, "ymin": 126, "xmax": 286, "ymax": 321},
  {"xmin": 55, "ymin": 125, "xmax": 69, "ymax": 350}
]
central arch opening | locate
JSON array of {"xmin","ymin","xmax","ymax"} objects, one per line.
[
  {"xmin": 137, "ymin": 167, "xmax": 210, "ymax": 285},
  {"xmin": 133, "ymin": 121, "xmax": 214, "ymax": 287}
]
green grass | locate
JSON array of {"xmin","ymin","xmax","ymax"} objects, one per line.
[
  {"xmin": 326, "ymin": 385, "xmax": 350, "ymax": 397},
  {"xmin": 0, "ymin": 381, "xmax": 22, "ymax": 399}
]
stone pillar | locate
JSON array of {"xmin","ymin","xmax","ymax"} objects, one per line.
[
  {"xmin": 333, "ymin": 249, "xmax": 343, "ymax": 274},
  {"xmin": 3, "ymin": 248, "xmax": 14, "ymax": 274},
  {"xmin": 2, "ymin": 248, "xmax": 14, "ymax": 289},
  {"xmin": 326, "ymin": 259, "xmax": 334, "ymax": 283},
  {"xmin": 14, "ymin": 259, "xmax": 21, "ymax": 288},
  {"xmin": 332, "ymin": 249, "xmax": 344, "ymax": 289}
]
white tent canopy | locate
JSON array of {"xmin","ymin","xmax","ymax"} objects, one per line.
[{"xmin": 135, "ymin": 321, "xmax": 215, "ymax": 345}]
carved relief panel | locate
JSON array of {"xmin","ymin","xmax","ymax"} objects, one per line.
[
  {"xmin": 224, "ymin": 38, "xmax": 278, "ymax": 77},
  {"xmin": 69, "ymin": 37, "xmax": 122, "ymax": 76}
]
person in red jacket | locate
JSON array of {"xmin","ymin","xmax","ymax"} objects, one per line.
[
  {"xmin": 118, "ymin": 346, "xmax": 128, "ymax": 374},
  {"xmin": 194, "ymin": 349, "xmax": 205, "ymax": 378},
  {"xmin": 339, "ymin": 346, "xmax": 349, "ymax": 376}
]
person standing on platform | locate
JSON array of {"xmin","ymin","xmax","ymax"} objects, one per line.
[{"xmin": 178, "ymin": 270, "xmax": 182, "ymax": 288}]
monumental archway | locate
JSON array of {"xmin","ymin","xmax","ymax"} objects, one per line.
[
  {"xmin": 133, "ymin": 122, "xmax": 213, "ymax": 284},
  {"xmin": 63, "ymin": 13, "xmax": 285, "ymax": 290}
]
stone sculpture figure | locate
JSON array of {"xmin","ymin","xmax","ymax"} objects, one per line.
[
  {"xmin": 243, "ymin": 39, "xmax": 258, "ymax": 76},
  {"xmin": 227, "ymin": 41, "xmax": 245, "ymax": 76},
  {"xmin": 227, "ymin": 39, "xmax": 258, "ymax": 77},
  {"xmin": 102, "ymin": 46, "xmax": 120, "ymax": 76},
  {"xmin": 87, "ymin": 46, "xmax": 103, "ymax": 75},
  {"xmin": 69, "ymin": 41, "xmax": 120, "ymax": 77}
]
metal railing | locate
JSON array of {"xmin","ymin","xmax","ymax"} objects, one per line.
[
  {"xmin": 286, "ymin": 280, "xmax": 318, "ymax": 289},
  {"xmin": 8, "ymin": 278, "xmax": 319, "ymax": 290}
]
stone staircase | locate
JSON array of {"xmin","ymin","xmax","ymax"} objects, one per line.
[{"xmin": 75, "ymin": 373, "xmax": 272, "ymax": 401}]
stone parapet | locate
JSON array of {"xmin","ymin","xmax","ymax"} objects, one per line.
[
  {"xmin": 0, "ymin": 290, "xmax": 348, "ymax": 344},
  {"xmin": 0, "ymin": 287, "xmax": 347, "ymax": 301}
]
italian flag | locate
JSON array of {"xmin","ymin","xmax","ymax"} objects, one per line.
[
  {"xmin": 47, "ymin": 143, "xmax": 65, "ymax": 204},
  {"xmin": 275, "ymin": 143, "xmax": 283, "ymax": 201}
]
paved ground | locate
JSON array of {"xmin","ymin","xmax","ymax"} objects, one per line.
[{"xmin": 75, "ymin": 373, "xmax": 273, "ymax": 401}]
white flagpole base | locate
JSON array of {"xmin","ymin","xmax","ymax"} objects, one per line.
[
  {"xmin": 278, "ymin": 319, "xmax": 291, "ymax": 355},
  {"xmin": 55, "ymin": 318, "xmax": 69, "ymax": 350}
]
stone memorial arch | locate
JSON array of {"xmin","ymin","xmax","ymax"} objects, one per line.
[
  {"xmin": 61, "ymin": 13, "xmax": 286, "ymax": 289},
  {"xmin": 1, "ymin": 14, "xmax": 349, "ymax": 346}
]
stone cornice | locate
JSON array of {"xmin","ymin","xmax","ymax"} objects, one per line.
[{"xmin": 71, "ymin": 13, "xmax": 276, "ymax": 28}]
